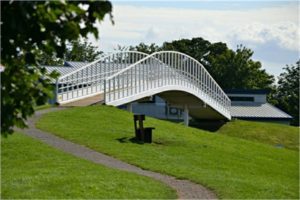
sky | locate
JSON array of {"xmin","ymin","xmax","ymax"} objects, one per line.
[{"xmin": 88, "ymin": 0, "xmax": 299, "ymax": 78}]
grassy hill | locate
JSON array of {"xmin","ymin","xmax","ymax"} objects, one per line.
[
  {"xmin": 36, "ymin": 105, "xmax": 299, "ymax": 199},
  {"xmin": 1, "ymin": 133, "xmax": 175, "ymax": 199},
  {"xmin": 218, "ymin": 119, "xmax": 299, "ymax": 151}
]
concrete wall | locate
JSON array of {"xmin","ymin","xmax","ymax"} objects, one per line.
[{"xmin": 131, "ymin": 96, "xmax": 184, "ymax": 120}]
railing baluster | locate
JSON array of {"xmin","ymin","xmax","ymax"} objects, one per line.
[
  {"xmin": 67, "ymin": 76, "xmax": 70, "ymax": 100},
  {"xmin": 104, "ymin": 79, "xmax": 106, "ymax": 103},
  {"xmin": 146, "ymin": 59, "xmax": 149, "ymax": 90},
  {"xmin": 60, "ymin": 51, "xmax": 231, "ymax": 120},
  {"xmin": 130, "ymin": 68, "xmax": 132, "ymax": 95},
  {"xmin": 117, "ymin": 76, "xmax": 120, "ymax": 99},
  {"xmin": 189, "ymin": 59, "xmax": 192, "ymax": 88},
  {"xmin": 135, "ymin": 63, "xmax": 137, "ymax": 94},
  {"xmin": 139, "ymin": 62, "xmax": 141, "ymax": 92},
  {"xmin": 127, "ymin": 70, "xmax": 129, "ymax": 96},
  {"xmin": 194, "ymin": 62, "xmax": 199, "ymax": 90},
  {"xmin": 182, "ymin": 55, "xmax": 185, "ymax": 86},
  {"xmin": 87, "ymin": 66, "xmax": 89, "ymax": 95},
  {"xmin": 122, "ymin": 73, "xmax": 125, "ymax": 98},
  {"xmin": 175, "ymin": 53, "xmax": 178, "ymax": 85},
  {"xmin": 108, "ymin": 79, "xmax": 111, "ymax": 102},
  {"xmin": 144, "ymin": 60, "xmax": 146, "ymax": 90},
  {"xmin": 150, "ymin": 58, "xmax": 152, "ymax": 89},
  {"xmin": 172, "ymin": 53, "xmax": 175, "ymax": 85},
  {"xmin": 113, "ymin": 77, "xmax": 115, "ymax": 101}
]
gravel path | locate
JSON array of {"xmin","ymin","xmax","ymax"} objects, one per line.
[{"xmin": 21, "ymin": 107, "xmax": 217, "ymax": 199}]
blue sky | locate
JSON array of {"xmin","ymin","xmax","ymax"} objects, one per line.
[
  {"xmin": 114, "ymin": 1, "xmax": 291, "ymax": 10},
  {"xmin": 90, "ymin": 1, "xmax": 299, "ymax": 78}
]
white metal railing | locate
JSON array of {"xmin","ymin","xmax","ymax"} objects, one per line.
[
  {"xmin": 56, "ymin": 51, "xmax": 149, "ymax": 104},
  {"xmin": 104, "ymin": 51, "xmax": 231, "ymax": 119}
]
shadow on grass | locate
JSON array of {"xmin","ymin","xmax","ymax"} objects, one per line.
[
  {"xmin": 158, "ymin": 118, "xmax": 226, "ymax": 132},
  {"xmin": 189, "ymin": 120, "xmax": 227, "ymax": 132},
  {"xmin": 116, "ymin": 137, "xmax": 145, "ymax": 145},
  {"xmin": 116, "ymin": 137, "xmax": 164, "ymax": 145}
]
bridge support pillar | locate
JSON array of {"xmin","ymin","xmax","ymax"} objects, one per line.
[
  {"xmin": 127, "ymin": 103, "xmax": 132, "ymax": 112},
  {"xmin": 183, "ymin": 104, "xmax": 189, "ymax": 126}
]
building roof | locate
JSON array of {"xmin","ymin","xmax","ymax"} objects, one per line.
[
  {"xmin": 65, "ymin": 61, "xmax": 89, "ymax": 68},
  {"xmin": 225, "ymin": 89, "xmax": 270, "ymax": 94},
  {"xmin": 230, "ymin": 102, "xmax": 292, "ymax": 119},
  {"xmin": 43, "ymin": 61, "xmax": 89, "ymax": 76}
]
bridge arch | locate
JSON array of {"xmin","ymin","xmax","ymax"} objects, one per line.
[{"xmin": 104, "ymin": 51, "xmax": 231, "ymax": 120}]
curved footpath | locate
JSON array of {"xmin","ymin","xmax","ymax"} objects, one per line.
[{"xmin": 21, "ymin": 107, "xmax": 217, "ymax": 199}]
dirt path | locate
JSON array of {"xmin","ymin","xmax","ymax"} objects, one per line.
[{"xmin": 21, "ymin": 107, "xmax": 217, "ymax": 199}]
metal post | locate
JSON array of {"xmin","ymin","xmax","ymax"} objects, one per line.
[
  {"xmin": 103, "ymin": 79, "xmax": 106, "ymax": 104},
  {"xmin": 183, "ymin": 104, "xmax": 189, "ymax": 126},
  {"xmin": 55, "ymin": 79, "xmax": 59, "ymax": 104},
  {"xmin": 127, "ymin": 103, "xmax": 132, "ymax": 112}
]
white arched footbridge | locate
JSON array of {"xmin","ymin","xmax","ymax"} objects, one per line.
[{"xmin": 55, "ymin": 51, "xmax": 231, "ymax": 125}]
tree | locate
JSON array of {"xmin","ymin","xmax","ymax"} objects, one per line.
[
  {"xmin": 162, "ymin": 38, "xmax": 211, "ymax": 62},
  {"xmin": 1, "ymin": 1, "xmax": 113, "ymax": 135},
  {"xmin": 64, "ymin": 39, "xmax": 103, "ymax": 63},
  {"xmin": 274, "ymin": 61, "xmax": 299, "ymax": 126},
  {"xmin": 204, "ymin": 45, "xmax": 274, "ymax": 89},
  {"xmin": 135, "ymin": 38, "xmax": 275, "ymax": 90},
  {"xmin": 38, "ymin": 39, "xmax": 103, "ymax": 65},
  {"xmin": 129, "ymin": 43, "xmax": 161, "ymax": 54}
]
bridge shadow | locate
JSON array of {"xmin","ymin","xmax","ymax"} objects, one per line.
[
  {"xmin": 189, "ymin": 119, "xmax": 226, "ymax": 132},
  {"xmin": 158, "ymin": 118, "xmax": 226, "ymax": 132}
]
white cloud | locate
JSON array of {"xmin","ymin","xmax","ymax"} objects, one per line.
[
  {"xmin": 95, "ymin": 3, "xmax": 298, "ymax": 51},
  {"xmin": 89, "ymin": 2, "xmax": 299, "ymax": 75},
  {"xmin": 231, "ymin": 22, "xmax": 299, "ymax": 51}
]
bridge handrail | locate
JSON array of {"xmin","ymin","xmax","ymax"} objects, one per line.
[
  {"xmin": 56, "ymin": 51, "xmax": 149, "ymax": 104},
  {"xmin": 104, "ymin": 51, "xmax": 231, "ymax": 118},
  {"xmin": 106, "ymin": 51, "xmax": 230, "ymax": 102},
  {"xmin": 105, "ymin": 52, "xmax": 165, "ymax": 81},
  {"xmin": 58, "ymin": 51, "xmax": 149, "ymax": 80}
]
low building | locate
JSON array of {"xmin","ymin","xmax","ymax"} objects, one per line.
[
  {"xmin": 225, "ymin": 89, "xmax": 292, "ymax": 125},
  {"xmin": 131, "ymin": 89, "xmax": 292, "ymax": 125}
]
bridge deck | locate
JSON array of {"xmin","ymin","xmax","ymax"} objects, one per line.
[
  {"xmin": 54, "ymin": 51, "xmax": 231, "ymax": 120},
  {"xmin": 62, "ymin": 93, "xmax": 104, "ymax": 107}
]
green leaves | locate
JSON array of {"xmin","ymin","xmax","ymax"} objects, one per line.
[
  {"xmin": 1, "ymin": 58, "xmax": 53, "ymax": 134},
  {"xmin": 1, "ymin": 1, "xmax": 113, "ymax": 135},
  {"xmin": 129, "ymin": 43, "xmax": 161, "ymax": 54},
  {"xmin": 38, "ymin": 38, "xmax": 103, "ymax": 65},
  {"xmin": 274, "ymin": 61, "xmax": 299, "ymax": 126}
]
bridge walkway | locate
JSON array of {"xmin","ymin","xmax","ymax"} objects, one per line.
[{"xmin": 54, "ymin": 51, "xmax": 231, "ymax": 124}]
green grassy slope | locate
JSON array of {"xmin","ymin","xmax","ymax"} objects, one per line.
[
  {"xmin": 36, "ymin": 106, "xmax": 299, "ymax": 199},
  {"xmin": 218, "ymin": 119, "xmax": 299, "ymax": 151},
  {"xmin": 34, "ymin": 104, "xmax": 53, "ymax": 111},
  {"xmin": 1, "ymin": 133, "xmax": 176, "ymax": 199}
]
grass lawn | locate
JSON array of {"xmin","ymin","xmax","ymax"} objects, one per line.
[
  {"xmin": 218, "ymin": 119, "xmax": 299, "ymax": 151},
  {"xmin": 36, "ymin": 106, "xmax": 299, "ymax": 199},
  {"xmin": 1, "ymin": 133, "xmax": 176, "ymax": 199},
  {"xmin": 34, "ymin": 103, "xmax": 54, "ymax": 111}
]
